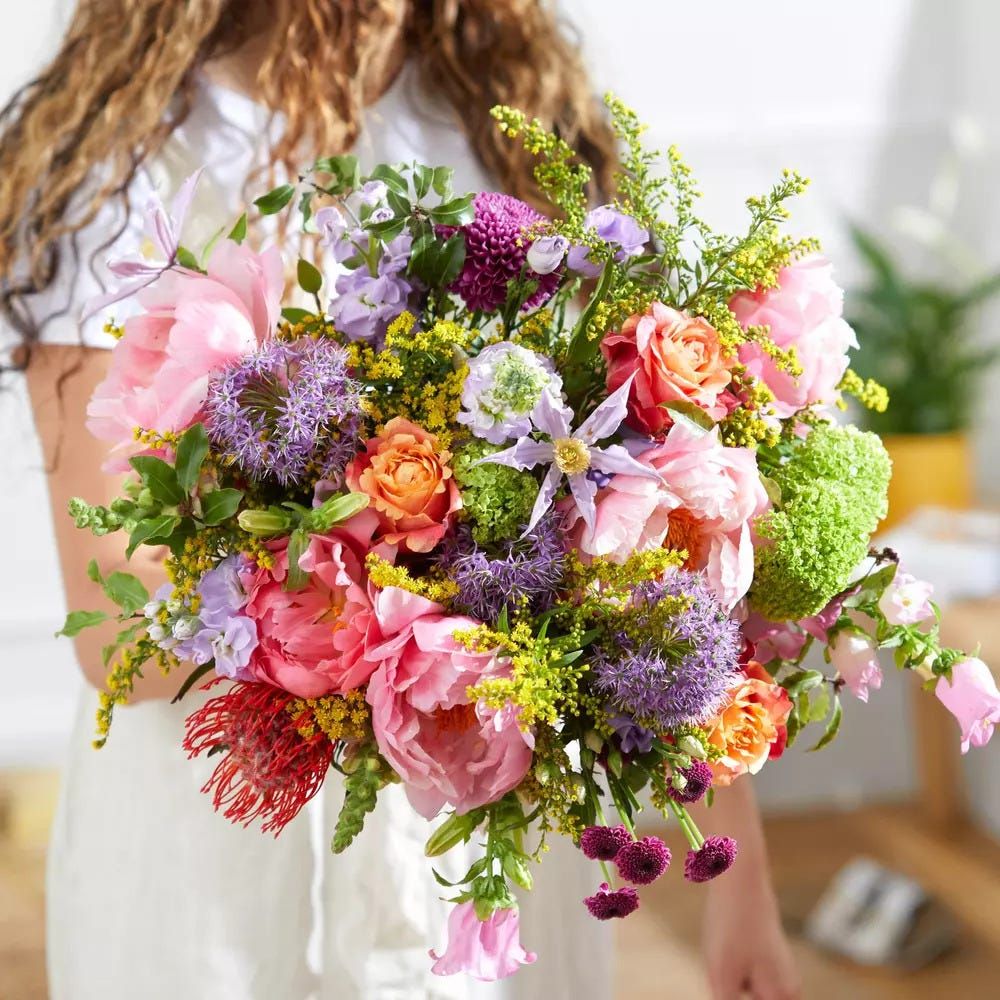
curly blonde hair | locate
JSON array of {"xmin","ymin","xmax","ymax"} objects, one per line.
[{"xmin": 0, "ymin": 0, "xmax": 617, "ymax": 351}]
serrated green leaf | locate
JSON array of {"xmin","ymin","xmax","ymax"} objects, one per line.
[
  {"xmin": 254, "ymin": 184, "xmax": 296, "ymax": 215},
  {"xmin": 297, "ymin": 258, "xmax": 323, "ymax": 295},
  {"xmin": 56, "ymin": 610, "xmax": 109, "ymax": 638},
  {"xmin": 126, "ymin": 514, "xmax": 181, "ymax": 558},
  {"xmin": 129, "ymin": 456, "xmax": 185, "ymax": 505},
  {"xmin": 200, "ymin": 489, "xmax": 243, "ymax": 526},
  {"xmin": 228, "ymin": 213, "xmax": 248, "ymax": 243},
  {"xmin": 102, "ymin": 572, "xmax": 149, "ymax": 616},
  {"xmin": 175, "ymin": 423, "xmax": 209, "ymax": 493}
]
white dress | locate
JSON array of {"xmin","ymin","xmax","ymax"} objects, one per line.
[{"xmin": 32, "ymin": 69, "xmax": 611, "ymax": 999}]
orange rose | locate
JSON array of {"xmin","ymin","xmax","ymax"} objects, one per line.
[
  {"xmin": 601, "ymin": 301, "xmax": 733, "ymax": 436},
  {"xmin": 345, "ymin": 417, "xmax": 461, "ymax": 553},
  {"xmin": 705, "ymin": 662, "xmax": 792, "ymax": 787}
]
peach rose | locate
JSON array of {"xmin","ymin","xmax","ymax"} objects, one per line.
[
  {"xmin": 705, "ymin": 662, "xmax": 792, "ymax": 787},
  {"xmin": 601, "ymin": 302, "xmax": 734, "ymax": 437},
  {"xmin": 345, "ymin": 417, "xmax": 461, "ymax": 553}
]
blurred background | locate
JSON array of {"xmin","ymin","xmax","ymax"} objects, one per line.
[{"xmin": 1, "ymin": 1, "xmax": 998, "ymax": 997}]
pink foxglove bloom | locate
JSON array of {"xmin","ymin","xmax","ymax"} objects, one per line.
[
  {"xmin": 364, "ymin": 587, "xmax": 533, "ymax": 818},
  {"xmin": 878, "ymin": 571, "xmax": 934, "ymax": 626},
  {"xmin": 479, "ymin": 374, "xmax": 660, "ymax": 536},
  {"xmin": 829, "ymin": 631, "xmax": 882, "ymax": 702},
  {"xmin": 86, "ymin": 239, "xmax": 283, "ymax": 469},
  {"xmin": 730, "ymin": 255, "xmax": 857, "ymax": 418},
  {"xmin": 430, "ymin": 903, "xmax": 536, "ymax": 981},
  {"xmin": 81, "ymin": 168, "xmax": 203, "ymax": 321},
  {"xmin": 935, "ymin": 657, "xmax": 1000, "ymax": 753}
]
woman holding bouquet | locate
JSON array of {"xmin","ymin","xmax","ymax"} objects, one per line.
[{"xmin": 0, "ymin": 1, "xmax": 799, "ymax": 997}]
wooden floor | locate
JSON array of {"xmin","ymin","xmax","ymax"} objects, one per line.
[{"xmin": 1, "ymin": 781, "xmax": 999, "ymax": 999}]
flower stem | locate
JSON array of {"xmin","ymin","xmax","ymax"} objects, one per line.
[{"xmin": 669, "ymin": 799, "xmax": 704, "ymax": 850}]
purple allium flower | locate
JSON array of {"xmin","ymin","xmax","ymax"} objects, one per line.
[
  {"xmin": 668, "ymin": 761, "xmax": 714, "ymax": 805},
  {"xmin": 439, "ymin": 516, "xmax": 565, "ymax": 622},
  {"xmin": 594, "ymin": 570, "xmax": 742, "ymax": 730},
  {"xmin": 206, "ymin": 337, "xmax": 362, "ymax": 488},
  {"xmin": 328, "ymin": 231, "xmax": 415, "ymax": 345},
  {"xmin": 566, "ymin": 205, "xmax": 647, "ymax": 278},
  {"xmin": 442, "ymin": 192, "xmax": 560, "ymax": 312},
  {"xmin": 583, "ymin": 882, "xmax": 640, "ymax": 921},
  {"xmin": 684, "ymin": 836, "xmax": 739, "ymax": 883},
  {"xmin": 615, "ymin": 836, "xmax": 671, "ymax": 885},
  {"xmin": 458, "ymin": 341, "xmax": 563, "ymax": 445},
  {"xmin": 610, "ymin": 714, "xmax": 656, "ymax": 755},
  {"xmin": 580, "ymin": 825, "xmax": 632, "ymax": 862}
]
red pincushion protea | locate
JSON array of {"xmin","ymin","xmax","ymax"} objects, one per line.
[{"xmin": 183, "ymin": 681, "xmax": 334, "ymax": 835}]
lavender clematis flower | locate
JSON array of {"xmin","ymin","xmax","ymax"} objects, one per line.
[
  {"xmin": 479, "ymin": 375, "xmax": 660, "ymax": 535},
  {"xmin": 566, "ymin": 205, "xmax": 647, "ymax": 278},
  {"xmin": 82, "ymin": 168, "xmax": 203, "ymax": 320}
]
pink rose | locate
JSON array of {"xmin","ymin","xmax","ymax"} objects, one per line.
[
  {"xmin": 742, "ymin": 614, "xmax": 808, "ymax": 665},
  {"xmin": 601, "ymin": 302, "xmax": 734, "ymax": 437},
  {"xmin": 878, "ymin": 571, "xmax": 934, "ymax": 626},
  {"xmin": 364, "ymin": 587, "xmax": 532, "ymax": 818},
  {"xmin": 935, "ymin": 657, "xmax": 1000, "ymax": 753},
  {"xmin": 730, "ymin": 255, "xmax": 857, "ymax": 418},
  {"xmin": 430, "ymin": 903, "xmax": 536, "ymax": 981},
  {"xmin": 567, "ymin": 421, "xmax": 769, "ymax": 610},
  {"xmin": 829, "ymin": 631, "xmax": 882, "ymax": 702},
  {"xmin": 240, "ymin": 510, "xmax": 383, "ymax": 698},
  {"xmin": 86, "ymin": 241, "xmax": 283, "ymax": 469}
]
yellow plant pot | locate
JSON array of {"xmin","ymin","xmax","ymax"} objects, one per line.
[{"xmin": 881, "ymin": 432, "xmax": 973, "ymax": 530}]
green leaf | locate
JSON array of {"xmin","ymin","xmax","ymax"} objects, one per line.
[
  {"xmin": 428, "ymin": 195, "xmax": 475, "ymax": 227},
  {"xmin": 760, "ymin": 475, "xmax": 782, "ymax": 508},
  {"xmin": 200, "ymin": 489, "xmax": 244, "ymax": 526},
  {"xmin": 170, "ymin": 663, "xmax": 215, "ymax": 704},
  {"xmin": 281, "ymin": 306, "xmax": 312, "ymax": 324},
  {"xmin": 779, "ymin": 668, "xmax": 826, "ymax": 697},
  {"xmin": 102, "ymin": 572, "xmax": 149, "ymax": 616},
  {"xmin": 254, "ymin": 184, "xmax": 296, "ymax": 215},
  {"xmin": 297, "ymin": 258, "xmax": 323, "ymax": 295},
  {"xmin": 809, "ymin": 695, "xmax": 843, "ymax": 751},
  {"xmin": 313, "ymin": 154, "xmax": 359, "ymax": 194},
  {"xmin": 87, "ymin": 559, "xmax": 102, "ymax": 584},
  {"xmin": 366, "ymin": 217, "xmax": 407, "ymax": 241},
  {"xmin": 126, "ymin": 514, "xmax": 181, "ymax": 558},
  {"xmin": 56, "ymin": 610, "xmax": 109, "ymax": 638},
  {"xmin": 413, "ymin": 164, "xmax": 433, "ymax": 200},
  {"xmin": 175, "ymin": 246, "xmax": 200, "ymax": 271},
  {"xmin": 298, "ymin": 190, "xmax": 314, "ymax": 227},
  {"xmin": 305, "ymin": 492, "xmax": 370, "ymax": 532},
  {"xmin": 284, "ymin": 527, "xmax": 310, "ymax": 591},
  {"xmin": 370, "ymin": 163, "xmax": 408, "ymax": 195},
  {"xmin": 431, "ymin": 166, "xmax": 454, "ymax": 198},
  {"xmin": 129, "ymin": 456, "xmax": 185, "ymax": 506},
  {"xmin": 660, "ymin": 399, "xmax": 716, "ymax": 431},
  {"xmin": 175, "ymin": 423, "xmax": 209, "ymax": 493},
  {"xmin": 228, "ymin": 213, "xmax": 248, "ymax": 244}
]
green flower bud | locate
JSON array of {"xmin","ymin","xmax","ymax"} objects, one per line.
[
  {"xmin": 238, "ymin": 508, "xmax": 294, "ymax": 536},
  {"xmin": 501, "ymin": 854, "xmax": 533, "ymax": 891},
  {"xmin": 425, "ymin": 812, "xmax": 479, "ymax": 857}
]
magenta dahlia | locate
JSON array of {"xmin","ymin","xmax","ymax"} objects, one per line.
[
  {"xmin": 580, "ymin": 824, "xmax": 632, "ymax": 861},
  {"xmin": 442, "ymin": 192, "xmax": 560, "ymax": 312},
  {"xmin": 684, "ymin": 836, "xmax": 739, "ymax": 883},
  {"xmin": 668, "ymin": 761, "xmax": 714, "ymax": 805},
  {"xmin": 583, "ymin": 882, "xmax": 640, "ymax": 921},
  {"xmin": 615, "ymin": 835, "xmax": 671, "ymax": 885}
]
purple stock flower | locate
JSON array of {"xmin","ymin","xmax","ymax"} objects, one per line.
[
  {"xmin": 438, "ymin": 516, "xmax": 565, "ymax": 621},
  {"xmin": 458, "ymin": 342, "xmax": 564, "ymax": 445},
  {"xmin": 478, "ymin": 375, "xmax": 660, "ymax": 536},
  {"xmin": 206, "ymin": 337, "xmax": 362, "ymax": 487},
  {"xmin": 566, "ymin": 205, "xmax": 647, "ymax": 278},
  {"xmin": 82, "ymin": 168, "xmax": 203, "ymax": 320},
  {"xmin": 442, "ymin": 192, "xmax": 561, "ymax": 312},
  {"xmin": 593, "ymin": 571, "xmax": 742, "ymax": 730}
]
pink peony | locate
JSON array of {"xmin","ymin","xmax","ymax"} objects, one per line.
[
  {"xmin": 86, "ymin": 241, "xmax": 283, "ymax": 470},
  {"xmin": 879, "ymin": 571, "xmax": 934, "ymax": 626},
  {"xmin": 567, "ymin": 421, "xmax": 769, "ymax": 610},
  {"xmin": 430, "ymin": 903, "xmax": 536, "ymax": 981},
  {"xmin": 239, "ymin": 510, "xmax": 384, "ymax": 699},
  {"xmin": 829, "ymin": 631, "xmax": 882, "ymax": 702},
  {"xmin": 363, "ymin": 587, "xmax": 533, "ymax": 818},
  {"xmin": 730, "ymin": 255, "xmax": 857, "ymax": 418},
  {"xmin": 935, "ymin": 657, "xmax": 1000, "ymax": 753},
  {"xmin": 742, "ymin": 614, "xmax": 808, "ymax": 665}
]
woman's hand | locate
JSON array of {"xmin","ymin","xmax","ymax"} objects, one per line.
[{"xmin": 693, "ymin": 779, "xmax": 801, "ymax": 1000}]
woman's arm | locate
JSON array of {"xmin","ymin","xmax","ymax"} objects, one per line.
[
  {"xmin": 694, "ymin": 779, "xmax": 801, "ymax": 1000},
  {"xmin": 26, "ymin": 343, "xmax": 180, "ymax": 700}
]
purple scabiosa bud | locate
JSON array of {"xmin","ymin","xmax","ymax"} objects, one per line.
[
  {"xmin": 615, "ymin": 836, "xmax": 671, "ymax": 885},
  {"xmin": 583, "ymin": 882, "xmax": 640, "ymax": 921},
  {"xmin": 669, "ymin": 761, "xmax": 714, "ymax": 805},
  {"xmin": 580, "ymin": 824, "xmax": 632, "ymax": 862},
  {"xmin": 684, "ymin": 836, "xmax": 739, "ymax": 883}
]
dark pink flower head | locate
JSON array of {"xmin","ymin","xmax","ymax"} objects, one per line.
[
  {"xmin": 668, "ymin": 761, "xmax": 714, "ymax": 805},
  {"xmin": 684, "ymin": 836, "xmax": 739, "ymax": 883},
  {"xmin": 583, "ymin": 882, "xmax": 640, "ymax": 921},
  {"xmin": 580, "ymin": 824, "xmax": 632, "ymax": 861},
  {"xmin": 442, "ymin": 192, "xmax": 560, "ymax": 312},
  {"xmin": 615, "ymin": 835, "xmax": 671, "ymax": 885}
]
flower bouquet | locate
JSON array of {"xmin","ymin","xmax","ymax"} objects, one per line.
[{"xmin": 63, "ymin": 97, "xmax": 997, "ymax": 981}]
